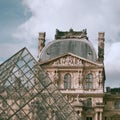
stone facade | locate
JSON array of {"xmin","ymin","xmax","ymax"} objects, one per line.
[{"xmin": 38, "ymin": 29, "xmax": 120, "ymax": 120}]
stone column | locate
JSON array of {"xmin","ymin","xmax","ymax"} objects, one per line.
[
  {"xmin": 38, "ymin": 32, "xmax": 46, "ymax": 58},
  {"xmin": 94, "ymin": 112, "xmax": 98, "ymax": 120},
  {"xmin": 79, "ymin": 111, "xmax": 81, "ymax": 118},
  {"xmin": 100, "ymin": 112, "xmax": 102, "ymax": 120}
]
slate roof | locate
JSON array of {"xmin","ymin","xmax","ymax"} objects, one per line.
[{"xmin": 40, "ymin": 38, "xmax": 97, "ymax": 62}]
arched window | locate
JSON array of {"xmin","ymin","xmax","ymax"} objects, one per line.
[
  {"xmin": 85, "ymin": 73, "xmax": 93, "ymax": 89},
  {"xmin": 64, "ymin": 73, "xmax": 71, "ymax": 89}
]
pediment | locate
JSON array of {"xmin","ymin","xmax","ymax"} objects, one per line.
[{"xmin": 40, "ymin": 53, "xmax": 101, "ymax": 67}]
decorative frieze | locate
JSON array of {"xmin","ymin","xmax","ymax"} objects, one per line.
[{"xmin": 53, "ymin": 55, "xmax": 83, "ymax": 66}]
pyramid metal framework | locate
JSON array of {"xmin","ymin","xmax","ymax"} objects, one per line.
[{"xmin": 0, "ymin": 48, "xmax": 81, "ymax": 120}]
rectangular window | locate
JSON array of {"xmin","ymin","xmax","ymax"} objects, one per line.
[{"xmin": 86, "ymin": 117, "xmax": 92, "ymax": 120}]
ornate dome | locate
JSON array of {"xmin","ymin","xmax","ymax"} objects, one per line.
[{"xmin": 40, "ymin": 38, "xmax": 97, "ymax": 62}]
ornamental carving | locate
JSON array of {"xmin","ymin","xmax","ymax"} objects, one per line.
[
  {"xmin": 53, "ymin": 55, "xmax": 83, "ymax": 66},
  {"xmin": 47, "ymin": 71, "xmax": 59, "ymax": 84},
  {"xmin": 84, "ymin": 62, "xmax": 96, "ymax": 67},
  {"xmin": 53, "ymin": 71, "xmax": 59, "ymax": 84},
  {"xmin": 65, "ymin": 94, "xmax": 75, "ymax": 103}
]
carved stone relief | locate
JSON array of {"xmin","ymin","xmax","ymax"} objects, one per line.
[
  {"xmin": 47, "ymin": 71, "xmax": 59, "ymax": 85},
  {"xmin": 65, "ymin": 94, "xmax": 75, "ymax": 103},
  {"xmin": 98, "ymin": 71, "xmax": 103, "ymax": 87},
  {"xmin": 47, "ymin": 71, "xmax": 54, "ymax": 82},
  {"xmin": 78, "ymin": 71, "xmax": 83, "ymax": 89},
  {"xmin": 93, "ymin": 98, "xmax": 103, "ymax": 106},
  {"xmin": 53, "ymin": 71, "xmax": 59, "ymax": 84},
  {"xmin": 52, "ymin": 55, "xmax": 83, "ymax": 66}
]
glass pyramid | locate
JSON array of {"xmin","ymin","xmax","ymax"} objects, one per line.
[{"xmin": 0, "ymin": 48, "xmax": 81, "ymax": 120}]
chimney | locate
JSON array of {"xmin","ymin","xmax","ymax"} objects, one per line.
[
  {"xmin": 98, "ymin": 32, "xmax": 105, "ymax": 63},
  {"xmin": 38, "ymin": 32, "xmax": 46, "ymax": 57}
]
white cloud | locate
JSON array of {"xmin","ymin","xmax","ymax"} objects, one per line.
[
  {"xmin": 13, "ymin": 0, "xmax": 120, "ymax": 43},
  {"xmin": 12, "ymin": 0, "xmax": 120, "ymax": 88}
]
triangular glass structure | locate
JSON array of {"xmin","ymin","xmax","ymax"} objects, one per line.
[{"xmin": 0, "ymin": 48, "xmax": 81, "ymax": 120}]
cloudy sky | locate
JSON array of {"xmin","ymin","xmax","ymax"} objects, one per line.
[{"xmin": 0, "ymin": 0, "xmax": 120, "ymax": 88}]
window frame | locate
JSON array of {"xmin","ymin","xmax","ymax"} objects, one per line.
[
  {"xmin": 85, "ymin": 73, "xmax": 93, "ymax": 89},
  {"xmin": 64, "ymin": 73, "xmax": 71, "ymax": 89},
  {"xmin": 114, "ymin": 101, "xmax": 120, "ymax": 109}
]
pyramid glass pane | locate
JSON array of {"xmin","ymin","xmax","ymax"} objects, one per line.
[{"xmin": 0, "ymin": 47, "xmax": 81, "ymax": 120}]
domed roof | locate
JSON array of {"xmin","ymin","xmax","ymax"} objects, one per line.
[{"xmin": 40, "ymin": 38, "xmax": 97, "ymax": 62}]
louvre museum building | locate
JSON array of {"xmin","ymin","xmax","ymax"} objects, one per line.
[{"xmin": 0, "ymin": 29, "xmax": 120, "ymax": 120}]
